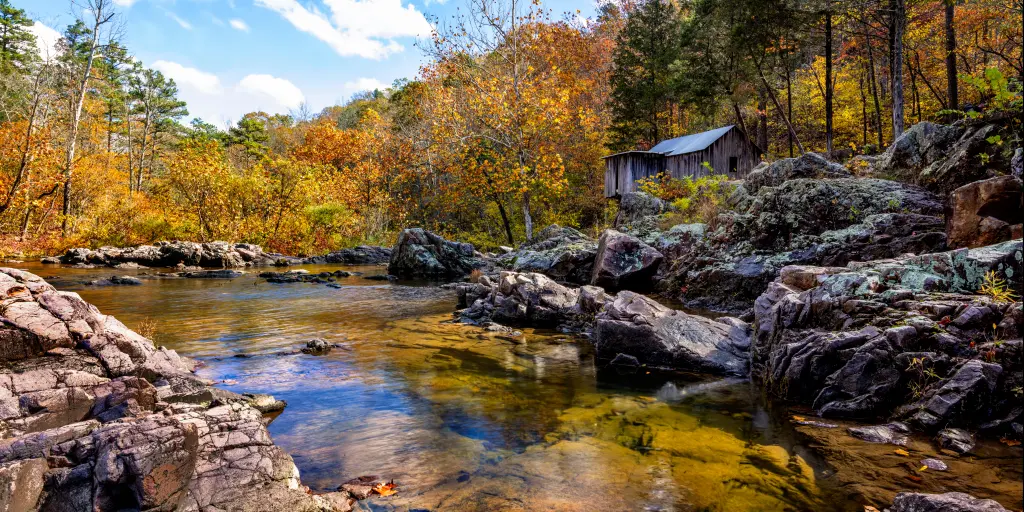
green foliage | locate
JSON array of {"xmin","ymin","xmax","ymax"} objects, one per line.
[
  {"xmin": 963, "ymin": 68, "xmax": 1021, "ymax": 111},
  {"xmin": 638, "ymin": 172, "xmax": 734, "ymax": 225},
  {"xmin": 0, "ymin": 0, "xmax": 36, "ymax": 71}
]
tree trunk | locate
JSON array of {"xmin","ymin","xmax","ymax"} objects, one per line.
[
  {"xmin": 759, "ymin": 72, "xmax": 805, "ymax": 153},
  {"xmin": 944, "ymin": 0, "xmax": 958, "ymax": 109},
  {"xmin": 824, "ymin": 8, "xmax": 834, "ymax": 155},
  {"xmin": 61, "ymin": 5, "xmax": 107, "ymax": 236},
  {"xmin": 495, "ymin": 199, "xmax": 514, "ymax": 245},
  {"xmin": 522, "ymin": 191, "xmax": 533, "ymax": 242},
  {"xmin": 1, "ymin": 66, "xmax": 46, "ymax": 215},
  {"xmin": 866, "ymin": 39, "xmax": 885, "ymax": 148},
  {"xmin": 890, "ymin": 0, "xmax": 906, "ymax": 138},
  {"xmin": 859, "ymin": 71, "xmax": 869, "ymax": 147},
  {"xmin": 786, "ymin": 70, "xmax": 794, "ymax": 157},
  {"xmin": 757, "ymin": 87, "xmax": 768, "ymax": 153}
]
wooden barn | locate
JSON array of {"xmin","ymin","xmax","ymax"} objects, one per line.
[{"xmin": 603, "ymin": 125, "xmax": 761, "ymax": 198}]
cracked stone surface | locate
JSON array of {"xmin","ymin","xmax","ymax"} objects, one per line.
[{"xmin": 0, "ymin": 268, "xmax": 347, "ymax": 511}]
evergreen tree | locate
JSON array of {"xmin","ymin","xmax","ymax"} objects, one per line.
[
  {"xmin": 0, "ymin": 0, "xmax": 36, "ymax": 71},
  {"xmin": 608, "ymin": 0, "xmax": 683, "ymax": 150}
]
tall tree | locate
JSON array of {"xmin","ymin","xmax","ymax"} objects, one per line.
[
  {"xmin": 609, "ymin": 0, "xmax": 682, "ymax": 149},
  {"xmin": 128, "ymin": 66, "xmax": 186, "ymax": 190},
  {"xmin": 0, "ymin": 0, "xmax": 35, "ymax": 71},
  {"xmin": 944, "ymin": 0, "xmax": 957, "ymax": 109},
  {"xmin": 59, "ymin": 0, "xmax": 117, "ymax": 235},
  {"xmin": 889, "ymin": 0, "xmax": 906, "ymax": 138}
]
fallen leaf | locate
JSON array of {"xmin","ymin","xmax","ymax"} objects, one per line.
[
  {"xmin": 905, "ymin": 475, "xmax": 923, "ymax": 483},
  {"xmin": 894, "ymin": 449, "xmax": 910, "ymax": 457},
  {"xmin": 864, "ymin": 506, "xmax": 881, "ymax": 512},
  {"xmin": 373, "ymin": 480, "xmax": 398, "ymax": 497},
  {"xmin": 792, "ymin": 415, "xmax": 806, "ymax": 422},
  {"xmin": 999, "ymin": 438, "xmax": 1021, "ymax": 447},
  {"xmin": 918, "ymin": 465, "xmax": 928, "ymax": 472}
]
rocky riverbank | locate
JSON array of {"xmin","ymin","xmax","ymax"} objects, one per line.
[{"xmin": 0, "ymin": 267, "xmax": 355, "ymax": 511}]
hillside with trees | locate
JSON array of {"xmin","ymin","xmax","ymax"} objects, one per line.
[{"xmin": 0, "ymin": 0, "xmax": 1020, "ymax": 256}]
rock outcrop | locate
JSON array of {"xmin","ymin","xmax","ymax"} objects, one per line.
[
  {"xmin": 0, "ymin": 268, "xmax": 352, "ymax": 511},
  {"xmin": 743, "ymin": 152, "xmax": 851, "ymax": 194},
  {"xmin": 497, "ymin": 225, "xmax": 597, "ymax": 285},
  {"xmin": 457, "ymin": 272, "xmax": 610, "ymax": 330},
  {"xmin": 57, "ymin": 242, "xmax": 295, "ymax": 269},
  {"xmin": 872, "ymin": 121, "xmax": 1010, "ymax": 196},
  {"xmin": 614, "ymin": 192, "xmax": 670, "ymax": 237},
  {"xmin": 590, "ymin": 230, "xmax": 663, "ymax": 292},
  {"xmin": 387, "ymin": 228, "xmax": 482, "ymax": 278},
  {"xmin": 751, "ymin": 240, "xmax": 1023, "ymax": 434},
  {"xmin": 593, "ymin": 291, "xmax": 751, "ymax": 375},
  {"xmin": 946, "ymin": 175, "xmax": 1023, "ymax": 249}
]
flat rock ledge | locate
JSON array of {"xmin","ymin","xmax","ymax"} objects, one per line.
[{"xmin": 0, "ymin": 267, "xmax": 352, "ymax": 511}]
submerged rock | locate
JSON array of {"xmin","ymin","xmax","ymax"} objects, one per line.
[
  {"xmin": 847, "ymin": 423, "xmax": 909, "ymax": 446},
  {"xmin": 57, "ymin": 241, "xmax": 294, "ymax": 268},
  {"xmin": 594, "ymin": 291, "xmax": 750, "ymax": 375},
  {"xmin": 388, "ymin": 228, "xmax": 482, "ymax": 278},
  {"xmin": 935, "ymin": 428, "xmax": 975, "ymax": 454},
  {"xmin": 890, "ymin": 492, "xmax": 1010, "ymax": 512},
  {"xmin": 304, "ymin": 246, "xmax": 392, "ymax": 265}
]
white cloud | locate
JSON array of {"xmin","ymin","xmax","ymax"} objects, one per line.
[
  {"xmin": 113, "ymin": 0, "xmax": 139, "ymax": 6},
  {"xmin": 255, "ymin": 0, "xmax": 431, "ymax": 60},
  {"xmin": 238, "ymin": 74, "xmax": 306, "ymax": 109},
  {"xmin": 343, "ymin": 77, "xmax": 387, "ymax": 96},
  {"xmin": 28, "ymin": 22, "xmax": 62, "ymax": 61},
  {"xmin": 151, "ymin": 60, "xmax": 223, "ymax": 94},
  {"xmin": 167, "ymin": 12, "xmax": 193, "ymax": 30},
  {"xmin": 229, "ymin": 19, "xmax": 250, "ymax": 32}
]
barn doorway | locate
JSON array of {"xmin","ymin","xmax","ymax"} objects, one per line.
[{"xmin": 728, "ymin": 156, "xmax": 738, "ymax": 175}]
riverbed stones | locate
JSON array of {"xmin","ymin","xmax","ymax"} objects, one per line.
[
  {"xmin": 590, "ymin": 230, "xmax": 663, "ymax": 292},
  {"xmin": 0, "ymin": 267, "xmax": 339, "ymax": 511},
  {"xmin": 935, "ymin": 428, "xmax": 975, "ymax": 454},
  {"xmin": 847, "ymin": 423, "xmax": 910, "ymax": 446},
  {"xmin": 946, "ymin": 175, "xmax": 1023, "ymax": 249},
  {"xmin": 304, "ymin": 246, "xmax": 392, "ymax": 265},
  {"xmin": 388, "ymin": 228, "xmax": 482, "ymax": 278},
  {"xmin": 889, "ymin": 492, "xmax": 1010, "ymax": 512},
  {"xmin": 457, "ymin": 271, "xmax": 610, "ymax": 330},
  {"xmin": 593, "ymin": 291, "xmax": 751, "ymax": 375},
  {"xmin": 302, "ymin": 338, "xmax": 332, "ymax": 355}
]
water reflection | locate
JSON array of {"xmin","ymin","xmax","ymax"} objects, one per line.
[{"xmin": 19, "ymin": 262, "xmax": 858, "ymax": 511}]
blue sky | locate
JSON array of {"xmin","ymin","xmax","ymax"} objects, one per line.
[{"xmin": 22, "ymin": 0, "xmax": 597, "ymax": 127}]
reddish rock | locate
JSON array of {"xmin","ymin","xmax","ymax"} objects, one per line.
[
  {"xmin": 590, "ymin": 230, "xmax": 663, "ymax": 292},
  {"xmin": 946, "ymin": 175, "xmax": 1023, "ymax": 248}
]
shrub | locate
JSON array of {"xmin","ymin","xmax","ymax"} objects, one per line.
[{"xmin": 637, "ymin": 171, "xmax": 734, "ymax": 226}]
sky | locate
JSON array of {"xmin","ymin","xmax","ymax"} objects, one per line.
[{"xmin": 21, "ymin": 0, "xmax": 597, "ymax": 128}]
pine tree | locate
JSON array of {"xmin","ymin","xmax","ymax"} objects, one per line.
[
  {"xmin": 608, "ymin": 0, "xmax": 683, "ymax": 150},
  {"xmin": 0, "ymin": 0, "xmax": 36, "ymax": 71}
]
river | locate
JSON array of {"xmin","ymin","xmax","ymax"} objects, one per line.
[{"xmin": 11, "ymin": 261, "xmax": 1021, "ymax": 511}]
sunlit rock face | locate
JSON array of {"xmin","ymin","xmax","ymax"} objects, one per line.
[{"xmin": 0, "ymin": 267, "xmax": 346, "ymax": 511}]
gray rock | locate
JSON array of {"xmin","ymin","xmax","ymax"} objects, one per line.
[
  {"xmin": 847, "ymin": 423, "xmax": 909, "ymax": 446},
  {"xmin": 1012, "ymin": 147, "xmax": 1022, "ymax": 177},
  {"xmin": 388, "ymin": 228, "xmax": 481, "ymax": 278},
  {"xmin": 745, "ymin": 153, "xmax": 850, "ymax": 194},
  {"xmin": 936, "ymin": 428, "xmax": 975, "ymax": 454},
  {"xmin": 906, "ymin": 360, "xmax": 1002, "ymax": 430},
  {"xmin": 920, "ymin": 458, "xmax": 948, "ymax": 471},
  {"xmin": 501, "ymin": 225, "xmax": 597, "ymax": 285},
  {"xmin": 301, "ymin": 338, "xmax": 332, "ymax": 355},
  {"xmin": 594, "ymin": 291, "xmax": 750, "ymax": 375},
  {"xmin": 304, "ymin": 246, "xmax": 392, "ymax": 265},
  {"xmin": 890, "ymin": 492, "xmax": 1010, "ymax": 512},
  {"xmin": 590, "ymin": 230, "xmax": 663, "ymax": 292}
]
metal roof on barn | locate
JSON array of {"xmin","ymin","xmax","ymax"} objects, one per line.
[{"xmin": 647, "ymin": 125, "xmax": 735, "ymax": 156}]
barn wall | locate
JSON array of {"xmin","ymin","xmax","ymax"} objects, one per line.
[
  {"xmin": 663, "ymin": 127, "xmax": 759, "ymax": 180},
  {"xmin": 604, "ymin": 153, "xmax": 665, "ymax": 197}
]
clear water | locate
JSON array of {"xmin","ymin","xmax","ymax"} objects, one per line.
[{"xmin": 13, "ymin": 262, "xmax": 1021, "ymax": 511}]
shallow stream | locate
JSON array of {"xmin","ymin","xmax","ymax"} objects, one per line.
[{"xmin": 13, "ymin": 262, "xmax": 1022, "ymax": 512}]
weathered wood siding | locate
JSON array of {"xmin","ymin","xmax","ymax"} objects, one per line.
[
  {"xmin": 603, "ymin": 152, "xmax": 664, "ymax": 197},
  {"xmin": 603, "ymin": 126, "xmax": 760, "ymax": 197},
  {"xmin": 662, "ymin": 127, "xmax": 760, "ymax": 180}
]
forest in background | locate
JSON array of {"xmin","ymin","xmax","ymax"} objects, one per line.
[{"xmin": 0, "ymin": 0, "xmax": 1020, "ymax": 256}]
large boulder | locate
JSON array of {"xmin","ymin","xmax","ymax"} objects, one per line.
[
  {"xmin": 457, "ymin": 272, "xmax": 609, "ymax": 329},
  {"xmin": 387, "ymin": 228, "xmax": 482, "ymax": 278},
  {"xmin": 0, "ymin": 458, "xmax": 47, "ymax": 511},
  {"xmin": 946, "ymin": 175, "xmax": 1023, "ymax": 249},
  {"xmin": 304, "ymin": 246, "xmax": 392, "ymax": 265},
  {"xmin": 590, "ymin": 230, "xmax": 664, "ymax": 292},
  {"xmin": 873, "ymin": 122, "xmax": 1008, "ymax": 196},
  {"xmin": 501, "ymin": 225, "xmax": 597, "ymax": 285},
  {"xmin": 744, "ymin": 153, "xmax": 850, "ymax": 194},
  {"xmin": 614, "ymin": 192, "xmax": 670, "ymax": 237},
  {"xmin": 890, "ymin": 492, "xmax": 1010, "ymax": 512},
  {"xmin": 594, "ymin": 291, "xmax": 751, "ymax": 375},
  {"xmin": 56, "ymin": 241, "xmax": 289, "ymax": 268}
]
